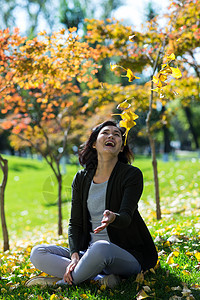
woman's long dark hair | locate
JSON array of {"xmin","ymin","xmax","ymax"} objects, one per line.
[{"xmin": 78, "ymin": 120, "xmax": 134, "ymax": 169}]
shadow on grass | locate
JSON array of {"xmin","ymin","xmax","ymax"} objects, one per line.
[
  {"xmin": 42, "ymin": 187, "xmax": 72, "ymax": 207},
  {"xmin": 9, "ymin": 162, "xmax": 41, "ymax": 172},
  {"xmin": 43, "ymin": 198, "xmax": 71, "ymax": 207}
]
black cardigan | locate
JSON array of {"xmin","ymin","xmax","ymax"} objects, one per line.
[{"xmin": 68, "ymin": 161, "xmax": 158, "ymax": 271}]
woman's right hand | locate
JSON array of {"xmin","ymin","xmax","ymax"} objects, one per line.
[{"xmin": 63, "ymin": 252, "xmax": 79, "ymax": 285}]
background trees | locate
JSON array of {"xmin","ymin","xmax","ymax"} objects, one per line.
[
  {"xmin": 0, "ymin": 0, "xmax": 199, "ymax": 240},
  {"xmin": 0, "ymin": 27, "xmax": 101, "ymax": 235}
]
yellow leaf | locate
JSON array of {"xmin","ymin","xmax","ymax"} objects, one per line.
[
  {"xmin": 125, "ymin": 68, "xmax": 140, "ymax": 82},
  {"xmin": 160, "ymin": 64, "xmax": 172, "ymax": 75},
  {"xmin": 195, "ymin": 252, "xmax": 200, "ymax": 261},
  {"xmin": 158, "ymin": 73, "xmax": 167, "ymax": 82},
  {"xmin": 173, "ymin": 251, "xmax": 180, "ymax": 257},
  {"xmin": 129, "ymin": 34, "xmax": 135, "ymax": 42},
  {"xmin": 100, "ymin": 284, "xmax": 106, "ymax": 291},
  {"xmin": 164, "ymin": 53, "xmax": 175, "ymax": 61},
  {"xmin": 80, "ymin": 294, "xmax": 89, "ymax": 299},
  {"xmin": 50, "ymin": 295, "xmax": 57, "ymax": 300},
  {"xmin": 136, "ymin": 289, "xmax": 149, "ymax": 299},
  {"xmin": 170, "ymin": 67, "xmax": 182, "ymax": 79},
  {"xmin": 182, "ymin": 270, "xmax": 191, "ymax": 276},
  {"xmin": 163, "ymin": 241, "xmax": 171, "ymax": 247},
  {"xmin": 110, "ymin": 63, "xmax": 118, "ymax": 71},
  {"xmin": 117, "ymin": 100, "xmax": 131, "ymax": 110},
  {"xmin": 152, "ymin": 76, "xmax": 159, "ymax": 84},
  {"xmin": 135, "ymin": 271, "xmax": 144, "ymax": 284},
  {"xmin": 166, "ymin": 254, "xmax": 174, "ymax": 265}
]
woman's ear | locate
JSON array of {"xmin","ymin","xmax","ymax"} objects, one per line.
[
  {"xmin": 92, "ymin": 142, "xmax": 96, "ymax": 149},
  {"xmin": 120, "ymin": 146, "xmax": 124, "ymax": 152}
]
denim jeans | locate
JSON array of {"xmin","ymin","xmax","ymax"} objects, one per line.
[{"xmin": 30, "ymin": 240, "xmax": 141, "ymax": 284}]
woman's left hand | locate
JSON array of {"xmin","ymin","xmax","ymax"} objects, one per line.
[{"xmin": 94, "ymin": 210, "xmax": 116, "ymax": 234}]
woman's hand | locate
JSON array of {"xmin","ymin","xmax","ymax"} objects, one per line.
[
  {"xmin": 94, "ymin": 210, "xmax": 116, "ymax": 234},
  {"xmin": 63, "ymin": 252, "xmax": 79, "ymax": 285}
]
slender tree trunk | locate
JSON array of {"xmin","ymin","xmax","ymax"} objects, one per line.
[
  {"xmin": 146, "ymin": 80, "xmax": 162, "ymax": 220},
  {"xmin": 57, "ymin": 173, "xmax": 63, "ymax": 235},
  {"xmin": 0, "ymin": 154, "xmax": 10, "ymax": 251}
]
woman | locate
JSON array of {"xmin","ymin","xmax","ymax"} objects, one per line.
[{"xmin": 27, "ymin": 120, "xmax": 158, "ymax": 288}]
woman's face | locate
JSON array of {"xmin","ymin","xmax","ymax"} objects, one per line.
[{"xmin": 93, "ymin": 125, "xmax": 123, "ymax": 158}]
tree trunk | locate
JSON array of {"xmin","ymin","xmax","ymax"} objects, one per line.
[
  {"xmin": 0, "ymin": 155, "xmax": 10, "ymax": 251},
  {"xmin": 147, "ymin": 132, "xmax": 162, "ymax": 220},
  {"xmin": 57, "ymin": 173, "xmax": 63, "ymax": 235},
  {"xmin": 146, "ymin": 77, "xmax": 162, "ymax": 220},
  {"xmin": 184, "ymin": 106, "xmax": 199, "ymax": 150}
]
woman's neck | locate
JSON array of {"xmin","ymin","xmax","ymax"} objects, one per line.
[{"xmin": 93, "ymin": 157, "xmax": 118, "ymax": 184}]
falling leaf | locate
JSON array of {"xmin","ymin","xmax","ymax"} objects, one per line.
[
  {"xmin": 170, "ymin": 67, "xmax": 182, "ymax": 79},
  {"xmin": 117, "ymin": 100, "xmax": 131, "ymax": 110},
  {"xmin": 110, "ymin": 63, "xmax": 118, "ymax": 71},
  {"xmin": 119, "ymin": 110, "xmax": 139, "ymax": 143},
  {"xmin": 129, "ymin": 34, "xmax": 136, "ymax": 42},
  {"xmin": 164, "ymin": 53, "xmax": 176, "ymax": 61},
  {"xmin": 125, "ymin": 68, "xmax": 140, "ymax": 82}
]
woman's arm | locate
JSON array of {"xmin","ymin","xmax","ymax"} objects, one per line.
[
  {"xmin": 109, "ymin": 167, "xmax": 143, "ymax": 229},
  {"xmin": 68, "ymin": 172, "xmax": 83, "ymax": 256}
]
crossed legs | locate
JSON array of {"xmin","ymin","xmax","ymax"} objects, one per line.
[{"xmin": 30, "ymin": 240, "xmax": 141, "ymax": 285}]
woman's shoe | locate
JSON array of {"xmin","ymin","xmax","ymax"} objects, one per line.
[
  {"xmin": 98, "ymin": 274, "xmax": 121, "ymax": 288},
  {"xmin": 25, "ymin": 276, "xmax": 61, "ymax": 287}
]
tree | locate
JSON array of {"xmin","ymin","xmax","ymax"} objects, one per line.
[
  {"xmin": 0, "ymin": 27, "xmax": 101, "ymax": 235},
  {"xmin": 0, "ymin": 154, "xmax": 9, "ymax": 251},
  {"xmin": 82, "ymin": 0, "xmax": 199, "ymax": 219}
]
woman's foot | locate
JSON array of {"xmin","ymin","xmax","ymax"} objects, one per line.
[
  {"xmin": 98, "ymin": 274, "xmax": 121, "ymax": 288},
  {"xmin": 25, "ymin": 276, "xmax": 61, "ymax": 287}
]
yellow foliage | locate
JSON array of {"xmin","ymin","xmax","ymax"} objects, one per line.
[{"xmin": 195, "ymin": 252, "xmax": 200, "ymax": 262}]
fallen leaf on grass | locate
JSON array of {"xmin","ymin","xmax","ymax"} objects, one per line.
[
  {"xmin": 80, "ymin": 294, "xmax": 89, "ymax": 299},
  {"xmin": 100, "ymin": 284, "xmax": 106, "ymax": 291},
  {"xmin": 171, "ymin": 286, "xmax": 182, "ymax": 291},
  {"xmin": 166, "ymin": 253, "xmax": 174, "ymax": 265},
  {"xmin": 182, "ymin": 270, "xmax": 191, "ymax": 276},
  {"xmin": 136, "ymin": 289, "xmax": 149, "ymax": 299}
]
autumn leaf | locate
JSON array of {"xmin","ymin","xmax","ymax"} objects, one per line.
[
  {"xmin": 195, "ymin": 252, "xmax": 200, "ymax": 261},
  {"xmin": 117, "ymin": 100, "xmax": 131, "ymax": 110},
  {"xmin": 110, "ymin": 63, "xmax": 118, "ymax": 71},
  {"xmin": 164, "ymin": 53, "xmax": 175, "ymax": 61},
  {"xmin": 80, "ymin": 294, "xmax": 89, "ymax": 299},
  {"xmin": 118, "ymin": 110, "xmax": 139, "ymax": 144},
  {"xmin": 136, "ymin": 289, "xmax": 149, "ymax": 299},
  {"xmin": 170, "ymin": 67, "xmax": 182, "ymax": 79},
  {"xmin": 125, "ymin": 68, "xmax": 140, "ymax": 82},
  {"xmin": 166, "ymin": 253, "xmax": 174, "ymax": 265},
  {"xmin": 129, "ymin": 34, "xmax": 136, "ymax": 42},
  {"xmin": 110, "ymin": 63, "xmax": 140, "ymax": 82}
]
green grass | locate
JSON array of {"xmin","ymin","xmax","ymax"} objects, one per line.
[{"xmin": 0, "ymin": 155, "xmax": 200, "ymax": 299}]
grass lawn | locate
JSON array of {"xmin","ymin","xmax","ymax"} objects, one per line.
[{"xmin": 0, "ymin": 154, "xmax": 200, "ymax": 299}]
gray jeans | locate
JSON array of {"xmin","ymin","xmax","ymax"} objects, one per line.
[{"xmin": 30, "ymin": 240, "xmax": 141, "ymax": 284}]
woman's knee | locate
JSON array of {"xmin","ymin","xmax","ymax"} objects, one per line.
[
  {"xmin": 30, "ymin": 244, "xmax": 47, "ymax": 266},
  {"xmin": 89, "ymin": 240, "xmax": 111, "ymax": 259}
]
